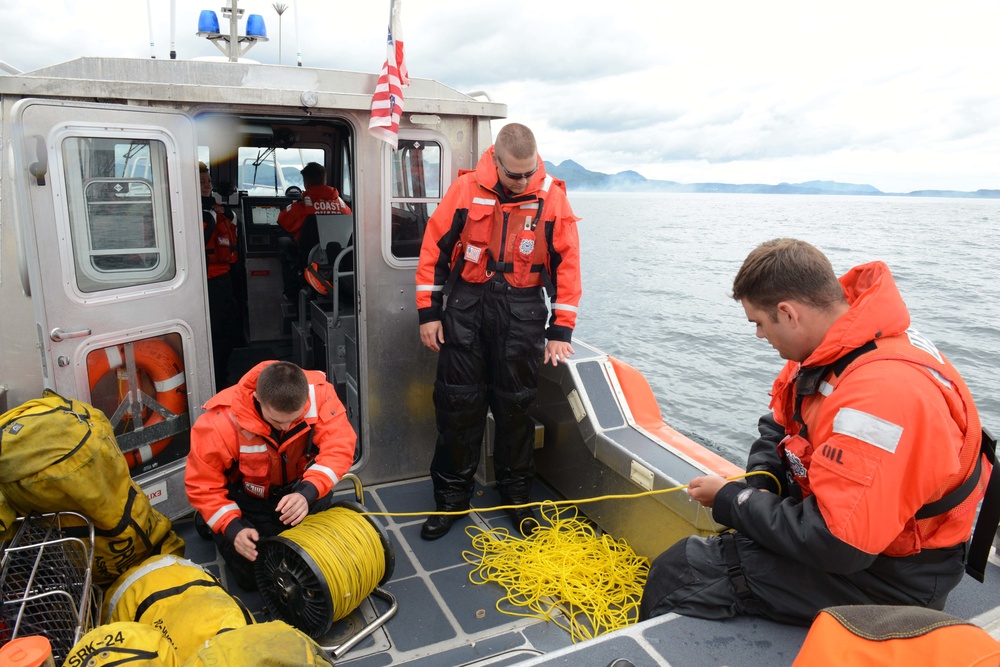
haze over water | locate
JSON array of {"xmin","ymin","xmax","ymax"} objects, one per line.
[{"xmin": 572, "ymin": 192, "xmax": 999, "ymax": 466}]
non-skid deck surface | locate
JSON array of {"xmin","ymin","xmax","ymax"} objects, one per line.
[{"xmin": 176, "ymin": 477, "xmax": 1000, "ymax": 667}]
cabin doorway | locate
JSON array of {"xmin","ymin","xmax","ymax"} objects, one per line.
[{"xmin": 194, "ymin": 113, "xmax": 362, "ymax": 457}]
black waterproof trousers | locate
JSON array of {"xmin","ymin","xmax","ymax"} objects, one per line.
[
  {"xmin": 639, "ymin": 531, "xmax": 966, "ymax": 626},
  {"xmin": 430, "ymin": 278, "xmax": 547, "ymax": 510}
]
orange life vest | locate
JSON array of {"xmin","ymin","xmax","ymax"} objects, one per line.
[{"xmin": 772, "ymin": 329, "xmax": 986, "ymax": 556}]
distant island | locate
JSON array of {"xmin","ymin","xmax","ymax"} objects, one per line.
[{"xmin": 544, "ymin": 160, "xmax": 1000, "ymax": 199}]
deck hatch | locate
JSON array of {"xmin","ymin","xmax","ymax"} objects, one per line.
[{"xmin": 576, "ymin": 360, "xmax": 625, "ymax": 430}]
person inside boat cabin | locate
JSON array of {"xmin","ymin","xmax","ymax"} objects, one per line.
[
  {"xmin": 200, "ymin": 161, "xmax": 240, "ymax": 390},
  {"xmin": 415, "ymin": 122, "xmax": 582, "ymax": 540},
  {"xmin": 640, "ymin": 238, "xmax": 990, "ymax": 626},
  {"xmin": 276, "ymin": 161, "xmax": 352, "ymax": 298},
  {"xmin": 185, "ymin": 360, "xmax": 357, "ymax": 590},
  {"xmin": 277, "ymin": 161, "xmax": 352, "ymax": 248}
]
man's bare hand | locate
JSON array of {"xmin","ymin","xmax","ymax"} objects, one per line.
[
  {"xmin": 544, "ymin": 340, "xmax": 575, "ymax": 366},
  {"xmin": 276, "ymin": 492, "xmax": 309, "ymax": 526},
  {"xmin": 687, "ymin": 475, "xmax": 730, "ymax": 508},
  {"xmin": 234, "ymin": 527, "xmax": 260, "ymax": 561},
  {"xmin": 420, "ymin": 321, "xmax": 445, "ymax": 352}
]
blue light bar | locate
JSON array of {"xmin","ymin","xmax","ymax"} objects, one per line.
[
  {"xmin": 198, "ymin": 9, "xmax": 220, "ymax": 34},
  {"xmin": 246, "ymin": 14, "xmax": 267, "ymax": 38}
]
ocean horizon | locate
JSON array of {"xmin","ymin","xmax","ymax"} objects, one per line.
[{"xmin": 571, "ymin": 191, "xmax": 999, "ymax": 466}]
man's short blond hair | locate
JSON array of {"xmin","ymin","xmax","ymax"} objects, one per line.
[{"xmin": 495, "ymin": 123, "xmax": 537, "ymax": 160}]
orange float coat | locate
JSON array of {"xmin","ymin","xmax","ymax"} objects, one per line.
[
  {"xmin": 414, "ymin": 146, "xmax": 581, "ymax": 342},
  {"xmin": 203, "ymin": 203, "xmax": 238, "ymax": 279},
  {"xmin": 185, "ymin": 361, "xmax": 356, "ymax": 536},
  {"xmin": 717, "ymin": 262, "xmax": 986, "ymax": 569},
  {"xmin": 277, "ymin": 184, "xmax": 352, "ymax": 241}
]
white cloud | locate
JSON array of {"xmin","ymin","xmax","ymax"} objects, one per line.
[{"xmin": 2, "ymin": 0, "xmax": 998, "ymax": 192}]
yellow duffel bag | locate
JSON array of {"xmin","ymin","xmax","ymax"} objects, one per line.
[
  {"xmin": 62, "ymin": 621, "xmax": 180, "ymax": 667},
  {"xmin": 180, "ymin": 620, "xmax": 334, "ymax": 666},
  {"xmin": 0, "ymin": 391, "xmax": 184, "ymax": 585},
  {"xmin": 0, "ymin": 487, "xmax": 15, "ymax": 539},
  {"xmin": 104, "ymin": 554, "xmax": 253, "ymax": 664}
]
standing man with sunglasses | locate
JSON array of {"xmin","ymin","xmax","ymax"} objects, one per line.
[{"xmin": 415, "ymin": 123, "xmax": 582, "ymax": 539}]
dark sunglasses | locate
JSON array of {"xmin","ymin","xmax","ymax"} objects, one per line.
[{"xmin": 496, "ymin": 153, "xmax": 538, "ymax": 181}]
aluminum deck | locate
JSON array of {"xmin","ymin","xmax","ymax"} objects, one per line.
[{"xmin": 177, "ymin": 476, "xmax": 1000, "ymax": 667}]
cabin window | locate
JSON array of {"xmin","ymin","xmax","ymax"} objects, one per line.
[
  {"xmin": 389, "ymin": 139, "xmax": 441, "ymax": 260},
  {"xmin": 237, "ymin": 146, "xmax": 326, "ymax": 196},
  {"xmin": 62, "ymin": 138, "xmax": 176, "ymax": 293}
]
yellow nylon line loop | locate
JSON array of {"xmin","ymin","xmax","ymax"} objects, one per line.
[{"xmin": 360, "ymin": 470, "xmax": 782, "ymax": 518}]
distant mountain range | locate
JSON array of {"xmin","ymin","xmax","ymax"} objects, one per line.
[{"xmin": 543, "ymin": 160, "xmax": 1000, "ymax": 198}]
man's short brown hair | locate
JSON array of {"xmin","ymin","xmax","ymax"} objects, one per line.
[
  {"xmin": 256, "ymin": 361, "xmax": 309, "ymax": 413},
  {"xmin": 300, "ymin": 162, "xmax": 326, "ymax": 189},
  {"xmin": 732, "ymin": 238, "xmax": 846, "ymax": 316},
  {"xmin": 495, "ymin": 123, "xmax": 537, "ymax": 160}
]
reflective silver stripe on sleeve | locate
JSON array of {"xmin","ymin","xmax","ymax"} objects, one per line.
[
  {"xmin": 416, "ymin": 284, "xmax": 444, "ymax": 292},
  {"xmin": 832, "ymin": 407, "xmax": 903, "ymax": 453},
  {"xmin": 239, "ymin": 444, "xmax": 268, "ymax": 454},
  {"xmin": 552, "ymin": 303, "xmax": 579, "ymax": 313},
  {"xmin": 208, "ymin": 503, "xmax": 241, "ymax": 529},
  {"xmin": 472, "ymin": 197, "xmax": 496, "ymax": 206},
  {"xmin": 307, "ymin": 464, "xmax": 339, "ymax": 486},
  {"xmin": 305, "ymin": 384, "xmax": 318, "ymax": 419},
  {"xmin": 818, "ymin": 381, "xmax": 834, "ymax": 396},
  {"xmin": 540, "ymin": 175, "xmax": 554, "ymax": 192}
]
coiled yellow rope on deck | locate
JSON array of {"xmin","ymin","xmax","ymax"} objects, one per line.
[
  {"xmin": 277, "ymin": 507, "xmax": 387, "ymax": 622},
  {"xmin": 270, "ymin": 471, "xmax": 781, "ymax": 637},
  {"xmin": 463, "ymin": 502, "xmax": 650, "ymax": 642}
]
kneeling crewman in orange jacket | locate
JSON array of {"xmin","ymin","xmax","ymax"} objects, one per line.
[{"xmin": 185, "ymin": 360, "xmax": 356, "ymax": 590}]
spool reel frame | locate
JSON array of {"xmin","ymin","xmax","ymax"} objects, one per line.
[{"xmin": 255, "ymin": 474, "xmax": 397, "ymax": 658}]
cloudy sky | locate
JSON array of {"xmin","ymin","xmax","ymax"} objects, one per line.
[{"xmin": 2, "ymin": 0, "xmax": 999, "ymax": 193}]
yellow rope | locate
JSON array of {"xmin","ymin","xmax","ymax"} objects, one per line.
[
  {"xmin": 360, "ymin": 470, "xmax": 780, "ymax": 643},
  {"xmin": 462, "ymin": 502, "xmax": 649, "ymax": 642},
  {"xmin": 360, "ymin": 470, "xmax": 782, "ymax": 518},
  {"xmin": 269, "ymin": 471, "xmax": 780, "ymax": 636},
  {"xmin": 277, "ymin": 507, "xmax": 386, "ymax": 622}
]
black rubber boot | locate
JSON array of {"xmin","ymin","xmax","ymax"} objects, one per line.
[
  {"xmin": 420, "ymin": 514, "xmax": 458, "ymax": 541},
  {"xmin": 506, "ymin": 505, "xmax": 539, "ymax": 537}
]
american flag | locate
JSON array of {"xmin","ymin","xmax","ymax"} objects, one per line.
[{"xmin": 368, "ymin": 0, "xmax": 410, "ymax": 150}]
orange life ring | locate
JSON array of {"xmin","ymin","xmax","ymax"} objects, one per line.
[{"xmin": 87, "ymin": 339, "xmax": 187, "ymax": 469}]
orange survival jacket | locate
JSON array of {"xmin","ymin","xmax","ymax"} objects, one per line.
[
  {"xmin": 277, "ymin": 184, "xmax": 352, "ymax": 241},
  {"xmin": 768, "ymin": 262, "xmax": 987, "ymax": 557},
  {"xmin": 203, "ymin": 202, "xmax": 238, "ymax": 279},
  {"xmin": 415, "ymin": 146, "xmax": 581, "ymax": 342},
  {"xmin": 185, "ymin": 361, "xmax": 356, "ymax": 535}
]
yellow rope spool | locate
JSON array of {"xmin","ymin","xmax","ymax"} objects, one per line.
[
  {"xmin": 463, "ymin": 502, "xmax": 649, "ymax": 643},
  {"xmin": 255, "ymin": 501, "xmax": 394, "ymax": 639}
]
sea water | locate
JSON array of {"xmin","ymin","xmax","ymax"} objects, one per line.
[{"xmin": 571, "ymin": 192, "xmax": 999, "ymax": 466}]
